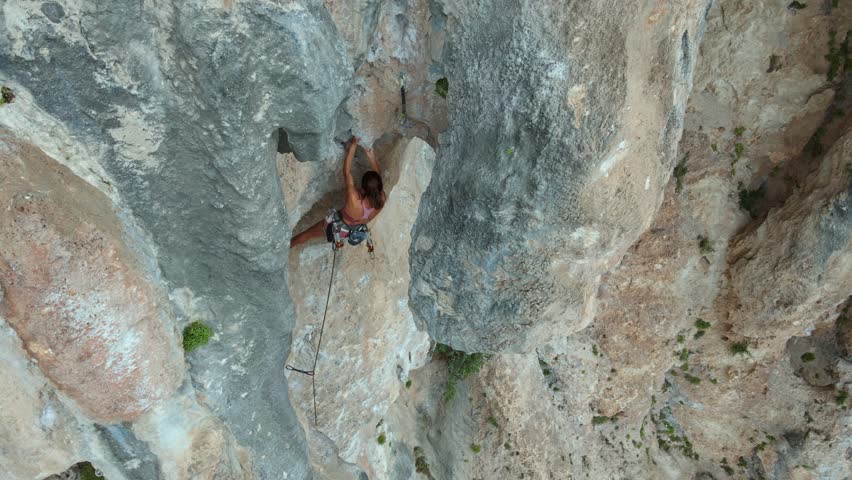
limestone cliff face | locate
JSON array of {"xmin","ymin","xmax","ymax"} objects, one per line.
[{"xmin": 1, "ymin": 0, "xmax": 851, "ymax": 479}]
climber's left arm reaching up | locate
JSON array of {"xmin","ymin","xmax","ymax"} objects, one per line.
[{"xmin": 343, "ymin": 136, "xmax": 358, "ymax": 198}]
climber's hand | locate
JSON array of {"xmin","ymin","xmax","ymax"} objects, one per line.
[{"xmin": 348, "ymin": 136, "xmax": 360, "ymax": 149}]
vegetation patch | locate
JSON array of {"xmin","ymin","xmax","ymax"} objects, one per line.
[
  {"xmin": 767, "ymin": 54, "xmax": 782, "ymax": 73},
  {"xmin": 79, "ymin": 463, "xmax": 102, "ymax": 480},
  {"xmin": 405, "ymin": 379, "xmax": 413, "ymax": 389},
  {"xmin": 653, "ymin": 407, "xmax": 698, "ymax": 460},
  {"xmin": 738, "ymin": 185, "xmax": 765, "ymax": 218},
  {"xmin": 734, "ymin": 126, "xmax": 745, "ymax": 137},
  {"xmin": 787, "ymin": 1, "xmax": 807, "ymax": 9},
  {"xmin": 592, "ymin": 415, "xmax": 612, "ymax": 425},
  {"xmin": 695, "ymin": 319, "xmax": 711, "ymax": 330},
  {"xmin": 684, "ymin": 373, "xmax": 701, "ymax": 385},
  {"xmin": 469, "ymin": 443, "xmax": 481, "ymax": 454},
  {"xmin": 730, "ymin": 342, "xmax": 749, "ymax": 355},
  {"xmin": 434, "ymin": 343, "xmax": 489, "ymax": 403},
  {"xmin": 673, "ymin": 153, "xmax": 689, "ymax": 193},
  {"xmin": 377, "ymin": 433, "xmax": 387, "ymax": 445},
  {"xmin": 435, "ymin": 77, "xmax": 449, "ymax": 98},
  {"xmin": 825, "ymin": 30, "xmax": 850, "ymax": 82},
  {"xmin": 836, "ymin": 389, "xmax": 849, "ymax": 406},
  {"xmin": 182, "ymin": 320, "xmax": 213, "ymax": 352},
  {"xmin": 414, "ymin": 446, "xmax": 431, "ymax": 476},
  {"xmin": 800, "ymin": 352, "xmax": 816, "ymax": 363},
  {"xmin": 698, "ymin": 236, "xmax": 714, "ymax": 254},
  {"xmin": 487, "ymin": 416, "xmax": 498, "ymax": 427},
  {"xmin": 0, "ymin": 86, "xmax": 14, "ymax": 105},
  {"xmin": 734, "ymin": 142, "xmax": 745, "ymax": 159}
]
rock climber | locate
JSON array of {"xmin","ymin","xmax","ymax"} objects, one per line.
[{"xmin": 290, "ymin": 136, "xmax": 386, "ymax": 248}]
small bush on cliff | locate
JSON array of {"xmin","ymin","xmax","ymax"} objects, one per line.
[
  {"xmin": 738, "ymin": 185, "xmax": 765, "ymax": 218},
  {"xmin": 433, "ymin": 343, "xmax": 489, "ymax": 403},
  {"xmin": 698, "ymin": 236, "xmax": 715, "ymax": 254},
  {"xmin": 183, "ymin": 320, "xmax": 213, "ymax": 352},
  {"xmin": 414, "ymin": 446, "xmax": 431, "ymax": 475},
  {"xmin": 78, "ymin": 462, "xmax": 102, "ymax": 480},
  {"xmin": 673, "ymin": 153, "xmax": 689, "ymax": 193},
  {"xmin": 0, "ymin": 86, "xmax": 14, "ymax": 105},
  {"xmin": 435, "ymin": 78, "xmax": 449, "ymax": 98}
]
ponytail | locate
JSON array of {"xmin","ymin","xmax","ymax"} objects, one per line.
[{"xmin": 361, "ymin": 170, "xmax": 384, "ymax": 210}]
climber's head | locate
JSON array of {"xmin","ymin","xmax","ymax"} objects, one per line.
[{"xmin": 362, "ymin": 170, "xmax": 384, "ymax": 209}]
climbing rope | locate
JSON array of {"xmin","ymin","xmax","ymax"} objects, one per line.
[{"xmin": 285, "ymin": 245, "xmax": 339, "ymax": 426}]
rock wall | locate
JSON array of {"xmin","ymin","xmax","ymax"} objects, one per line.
[
  {"xmin": 2, "ymin": 0, "xmax": 850, "ymax": 479},
  {"xmin": 409, "ymin": 0, "xmax": 711, "ymax": 352}
]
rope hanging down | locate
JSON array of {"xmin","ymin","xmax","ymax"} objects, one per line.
[{"xmin": 285, "ymin": 246, "xmax": 339, "ymax": 425}]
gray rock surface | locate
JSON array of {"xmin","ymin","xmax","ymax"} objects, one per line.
[
  {"xmin": 2, "ymin": 0, "xmax": 353, "ymax": 478},
  {"xmin": 409, "ymin": 0, "xmax": 711, "ymax": 352},
  {"xmin": 2, "ymin": 0, "xmax": 851, "ymax": 478}
]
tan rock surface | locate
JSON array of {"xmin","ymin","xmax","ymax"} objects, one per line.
[
  {"xmin": 0, "ymin": 130, "xmax": 183, "ymax": 422},
  {"xmin": 284, "ymin": 138, "xmax": 434, "ymax": 473}
]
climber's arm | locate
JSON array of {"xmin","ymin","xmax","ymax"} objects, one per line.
[
  {"xmin": 365, "ymin": 147, "xmax": 381, "ymax": 176},
  {"xmin": 343, "ymin": 136, "xmax": 358, "ymax": 192}
]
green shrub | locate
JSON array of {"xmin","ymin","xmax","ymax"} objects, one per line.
[
  {"xmin": 0, "ymin": 86, "xmax": 14, "ymax": 105},
  {"xmin": 800, "ymin": 352, "xmax": 816, "ymax": 363},
  {"xmin": 825, "ymin": 30, "xmax": 850, "ymax": 81},
  {"xmin": 487, "ymin": 416, "xmax": 498, "ymax": 427},
  {"xmin": 730, "ymin": 342, "xmax": 749, "ymax": 355},
  {"xmin": 734, "ymin": 127, "xmax": 745, "ymax": 137},
  {"xmin": 698, "ymin": 237, "xmax": 715, "ymax": 254},
  {"xmin": 79, "ymin": 463, "xmax": 101, "ymax": 480},
  {"xmin": 788, "ymin": 1, "xmax": 807, "ymax": 9},
  {"xmin": 377, "ymin": 433, "xmax": 387, "ymax": 445},
  {"xmin": 434, "ymin": 343, "xmax": 489, "ymax": 403},
  {"xmin": 767, "ymin": 55, "xmax": 782, "ymax": 73},
  {"xmin": 738, "ymin": 186, "xmax": 765, "ymax": 218},
  {"xmin": 673, "ymin": 153, "xmax": 689, "ymax": 193},
  {"xmin": 182, "ymin": 321, "xmax": 213, "ymax": 352},
  {"xmin": 405, "ymin": 379, "xmax": 412, "ymax": 389},
  {"xmin": 684, "ymin": 374, "xmax": 701, "ymax": 384},
  {"xmin": 734, "ymin": 143, "xmax": 745, "ymax": 158},
  {"xmin": 677, "ymin": 334, "xmax": 685, "ymax": 343},
  {"xmin": 414, "ymin": 446, "xmax": 431, "ymax": 475},
  {"xmin": 592, "ymin": 415, "xmax": 611, "ymax": 425},
  {"xmin": 695, "ymin": 319, "xmax": 711, "ymax": 330},
  {"xmin": 836, "ymin": 390, "xmax": 849, "ymax": 406},
  {"xmin": 469, "ymin": 443, "xmax": 481, "ymax": 453},
  {"xmin": 435, "ymin": 78, "xmax": 449, "ymax": 98}
]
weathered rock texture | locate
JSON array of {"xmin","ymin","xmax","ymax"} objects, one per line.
[
  {"xmin": 283, "ymin": 137, "xmax": 434, "ymax": 477},
  {"xmin": 1, "ymin": 0, "xmax": 355, "ymax": 477},
  {"xmin": 2, "ymin": 0, "xmax": 851, "ymax": 478},
  {"xmin": 0, "ymin": 131, "xmax": 183, "ymax": 423},
  {"xmin": 409, "ymin": 0, "xmax": 711, "ymax": 352}
]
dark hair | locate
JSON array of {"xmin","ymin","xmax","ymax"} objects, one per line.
[{"xmin": 361, "ymin": 170, "xmax": 384, "ymax": 210}]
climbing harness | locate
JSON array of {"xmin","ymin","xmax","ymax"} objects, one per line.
[
  {"xmin": 324, "ymin": 209, "xmax": 375, "ymax": 256},
  {"xmin": 285, "ymin": 214, "xmax": 375, "ymax": 425}
]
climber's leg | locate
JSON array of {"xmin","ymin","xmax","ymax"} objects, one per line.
[{"xmin": 290, "ymin": 220, "xmax": 326, "ymax": 248}]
